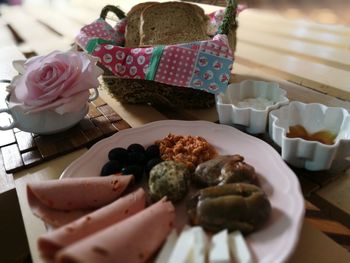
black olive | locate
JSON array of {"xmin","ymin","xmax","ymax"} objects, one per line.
[
  {"xmin": 127, "ymin": 151, "xmax": 147, "ymax": 165},
  {"xmin": 100, "ymin": 161, "xmax": 122, "ymax": 176},
  {"xmin": 145, "ymin": 144, "xmax": 160, "ymax": 160},
  {"xmin": 121, "ymin": 165, "xmax": 144, "ymax": 182},
  {"xmin": 108, "ymin": 147, "xmax": 128, "ymax": 164},
  {"xmin": 145, "ymin": 158, "xmax": 163, "ymax": 174},
  {"xmin": 127, "ymin": 143, "xmax": 145, "ymax": 154}
]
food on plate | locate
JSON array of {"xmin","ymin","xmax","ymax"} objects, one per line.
[
  {"xmin": 194, "ymin": 155, "xmax": 257, "ymax": 187},
  {"xmin": 100, "ymin": 160, "xmax": 122, "ymax": 176},
  {"xmin": 286, "ymin": 124, "xmax": 336, "ymax": 145},
  {"xmin": 229, "ymin": 231, "xmax": 253, "ymax": 263},
  {"xmin": 155, "ymin": 229, "xmax": 178, "ymax": 263},
  {"xmin": 145, "ymin": 144, "xmax": 161, "ymax": 159},
  {"xmin": 187, "ymin": 183, "xmax": 271, "ymax": 234},
  {"xmin": 27, "ymin": 175, "xmax": 133, "ymax": 227},
  {"xmin": 164, "ymin": 225, "xmax": 208, "ymax": 263},
  {"xmin": 209, "ymin": 229, "xmax": 230, "ymax": 263},
  {"xmin": 107, "ymin": 147, "xmax": 128, "ymax": 163},
  {"xmin": 167, "ymin": 225, "xmax": 208, "ymax": 263},
  {"xmin": 121, "ymin": 164, "xmax": 144, "ymax": 182},
  {"xmin": 209, "ymin": 229, "xmax": 253, "ymax": 263},
  {"xmin": 56, "ymin": 198, "xmax": 175, "ymax": 263},
  {"xmin": 33, "ymin": 131, "xmax": 273, "ymax": 262},
  {"xmin": 145, "ymin": 157, "xmax": 163, "ymax": 174},
  {"xmin": 156, "ymin": 133, "xmax": 217, "ymax": 170},
  {"xmin": 102, "ymin": 143, "xmax": 161, "ymax": 179},
  {"xmin": 139, "ymin": 2, "xmax": 209, "ymax": 46},
  {"xmin": 126, "ymin": 143, "xmax": 148, "ymax": 165},
  {"xmin": 127, "ymin": 143, "xmax": 146, "ymax": 153},
  {"xmin": 38, "ymin": 188, "xmax": 146, "ymax": 261},
  {"xmin": 149, "ymin": 160, "xmax": 190, "ymax": 202},
  {"xmin": 159, "ymin": 226, "xmax": 252, "ymax": 263}
]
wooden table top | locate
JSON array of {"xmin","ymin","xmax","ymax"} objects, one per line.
[{"xmin": 0, "ymin": 0, "xmax": 349, "ymax": 262}]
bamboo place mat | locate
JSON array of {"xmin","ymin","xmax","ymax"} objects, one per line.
[{"xmin": 0, "ymin": 97, "xmax": 131, "ymax": 173}]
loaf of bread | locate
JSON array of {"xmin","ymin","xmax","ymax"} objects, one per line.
[
  {"xmin": 124, "ymin": 2, "xmax": 158, "ymax": 47},
  {"xmin": 139, "ymin": 2, "xmax": 210, "ymax": 46}
]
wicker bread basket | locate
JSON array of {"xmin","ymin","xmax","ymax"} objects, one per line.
[{"xmin": 98, "ymin": 1, "xmax": 238, "ymax": 109}]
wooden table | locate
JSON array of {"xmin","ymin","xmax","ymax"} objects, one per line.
[{"xmin": 0, "ymin": 0, "xmax": 350, "ymax": 262}]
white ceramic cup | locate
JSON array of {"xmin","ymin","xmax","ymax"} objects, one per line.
[{"xmin": 0, "ymin": 87, "xmax": 98, "ymax": 134}]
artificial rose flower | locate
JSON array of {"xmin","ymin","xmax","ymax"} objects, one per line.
[{"xmin": 8, "ymin": 50, "xmax": 103, "ymax": 114}]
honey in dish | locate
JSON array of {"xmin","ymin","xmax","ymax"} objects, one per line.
[{"xmin": 286, "ymin": 125, "xmax": 336, "ymax": 145}]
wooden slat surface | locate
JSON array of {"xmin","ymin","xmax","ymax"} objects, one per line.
[
  {"xmin": 1, "ymin": 0, "xmax": 350, "ymax": 261},
  {"xmin": 24, "ymin": 6, "xmax": 83, "ymax": 39},
  {"xmin": 0, "ymin": 150, "xmax": 14, "ymax": 193},
  {"xmin": 236, "ymin": 43, "xmax": 350, "ymax": 100},
  {"xmin": 312, "ymin": 171, "xmax": 350, "ymax": 229},
  {"xmin": 0, "ymin": 96, "xmax": 131, "ymax": 173},
  {"xmin": 0, "ymin": 18, "xmax": 16, "ymax": 48},
  {"xmin": 237, "ymin": 29, "xmax": 350, "ymax": 70},
  {"xmin": 0, "ymin": 46, "xmax": 23, "ymax": 80},
  {"xmin": 305, "ymin": 209, "xmax": 350, "ymax": 251},
  {"xmin": 239, "ymin": 10, "xmax": 350, "ymax": 49},
  {"xmin": 0, "ymin": 46, "xmax": 24, "ymax": 193},
  {"xmin": 0, "ymin": 5, "xmax": 72, "ymax": 54},
  {"xmin": 239, "ymin": 9, "xmax": 350, "ymax": 37}
]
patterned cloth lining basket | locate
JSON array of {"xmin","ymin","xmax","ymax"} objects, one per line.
[{"xmin": 76, "ymin": 0, "xmax": 238, "ymax": 108}]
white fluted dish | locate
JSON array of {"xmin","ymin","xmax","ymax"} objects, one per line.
[
  {"xmin": 269, "ymin": 101, "xmax": 350, "ymax": 171},
  {"xmin": 216, "ymin": 80, "xmax": 289, "ymax": 134}
]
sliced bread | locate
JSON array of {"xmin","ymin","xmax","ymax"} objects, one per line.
[
  {"xmin": 125, "ymin": 2, "xmax": 158, "ymax": 47},
  {"xmin": 139, "ymin": 2, "xmax": 209, "ymax": 46}
]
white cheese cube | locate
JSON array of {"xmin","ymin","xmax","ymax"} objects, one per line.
[
  {"xmin": 169, "ymin": 226, "xmax": 194, "ymax": 263},
  {"xmin": 190, "ymin": 226, "xmax": 208, "ymax": 263},
  {"xmin": 155, "ymin": 229, "xmax": 178, "ymax": 263},
  {"xmin": 228, "ymin": 231, "xmax": 253, "ymax": 263},
  {"xmin": 209, "ymin": 229, "xmax": 230, "ymax": 263}
]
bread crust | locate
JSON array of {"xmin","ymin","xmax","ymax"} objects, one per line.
[
  {"xmin": 139, "ymin": 2, "xmax": 209, "ymax": 46},
  {"xmin": 125, "ymin": 2, "xmax": 159, "ymax": 47}
]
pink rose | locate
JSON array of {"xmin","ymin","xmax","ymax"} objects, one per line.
[{"xmin": 8, "ymin": 51, "xmax": 103, "ymax": 114}]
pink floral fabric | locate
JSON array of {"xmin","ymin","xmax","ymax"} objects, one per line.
[
  {"xmin": 76, "ymin": 18, "xmax": 121, "ymax": 48},
  {"xmin": 93, "ymin": 45, "xmax": 153, "ymax": 79},
  {"xmin": 154, "ymin": 46, "xmax": 197, "ymax": 86}
]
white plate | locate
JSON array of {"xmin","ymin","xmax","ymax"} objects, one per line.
[{"xmin": 61, "ymin": 120, "xmax": 304, "ymax": 263}]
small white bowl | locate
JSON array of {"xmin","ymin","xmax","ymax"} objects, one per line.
[
  {"xmin": 269, "ymin": 101, "xmax": 350, "ymax": 171},
  {"xmin": 0, "ymin": 101, "xmax": 89, "ymax": 135},
  {"xmin": 0, "ymin": 89, "xmax": 98, "ymax": 134},
  {"xmin": 216, "ymin": 80, "xmax": 289, "ymax": 134}
]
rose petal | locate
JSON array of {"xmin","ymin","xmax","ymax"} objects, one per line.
[
  {"xmin": 24, "ymin": 91, "xmax": 90, "ymax": 114},
  {"xmin": 10, "ymin": 50, "xmax": 103, "ymax": 113}
]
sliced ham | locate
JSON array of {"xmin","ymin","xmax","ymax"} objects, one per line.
[
  {"xmin": 28, "ymin": 175, "xmax": 133, "ymax": 227},
  {"xmin": 38, "ymin": 188, "xmax": 146, "ymax": 261},
  {"xmin": 56, "ymin": 198, "xmax": 175, "ymax": 263},
  {"xmin": 31, "ymin": 206, "xmax": 92, "ymax": 229}
]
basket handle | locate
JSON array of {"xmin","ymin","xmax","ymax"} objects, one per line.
[
  {"xmin": 100, "ymin": 5, "xmax": 126, "ymax": 20},
  {"xmin": 218, "ymin": 0, "xmax": 237, "ymax": 35}
]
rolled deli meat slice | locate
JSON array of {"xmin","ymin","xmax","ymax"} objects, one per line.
[
  {"xmin": 56, "ymin": 198, "xmax": 175, "ymax": 263},
  {"xmin": 38, "ymin": 188, "xmax": 146, "ymax": 261},
  {"xmin": 28, "ymin": 175, "xmax": 133, "ymax": 227}
]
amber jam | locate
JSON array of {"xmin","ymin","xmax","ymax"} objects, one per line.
[{"xmin": 286, "ymin": 125, "xmax": 336, "ymax": 145}]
